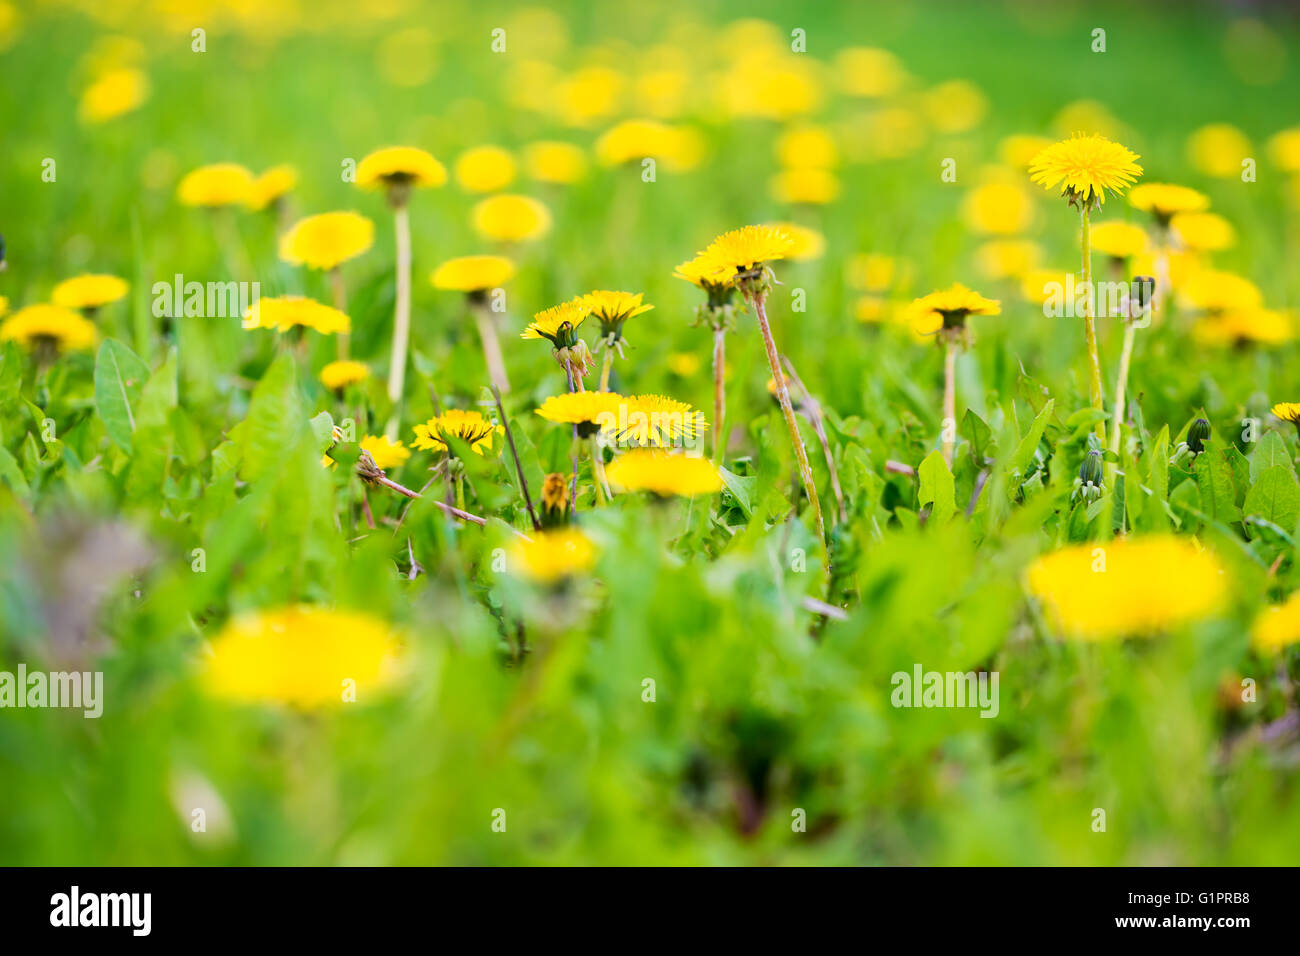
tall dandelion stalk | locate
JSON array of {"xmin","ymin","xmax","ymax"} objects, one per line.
[
  {"xmin": 354, "ymin": 147, "xmax": 447, "ymax": 437},
  {"xmin": 431, "ymin": 255, "xmax": 518, "ymax": 395},
  {"xmin": 1028, "ymin": 134, "xmax": 1143, "ymax": 447},
  {"xmin": 1109, "ymin": 276, "xmax": 1155, "ymax": 457},
  {"xmin": 674, "ymin": 259, "xmax": 739, "ymax": 465}
]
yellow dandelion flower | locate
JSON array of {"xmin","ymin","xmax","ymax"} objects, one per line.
[
  {"xmin": 360, "ymin": 434, "xmax": 410, "ymax": 470},
  {"xmin": 411, "ymin": 409, "xmax": 501, "ymax": 455},
  {"xmin": 775, "ymin": 124, "xmax": 839, "ymax": 169},
  {"xmin": 355, "ymin": 146, "xmax": 447, "ymax": 190},
  {"xmin": 833, "ymin": 46, "xmax": 905, "ymax": 98},
  {"xmin": 246, "ymin": 164, "xmax": 297, "ymax": 211},
  {"xmin": 431, "ymin": 255, "xmax": 516, "ymax": 293},
  {"xmin": 1193, "ymin": 308, "xmax": 1293, "ymax": 347},
  {"xmin": 1088, "ymin": 221, "xmax": 1149, "ymax": 259},
  {"xmin": 1252, "ymin": 592, "xmax": 1300, "ymax": 652},
  {"xmin": 1178, "ymin": 269, "xmax": 1263, "ymax": 313},
  {"xmin": 243, "ymin": 295, "xmax": 350, "ymax": 334},
  {"xmin": 278, "ymin": 211, "xmax": 374, "ymax": 270},
  {"xmin": 612, "ymin": 394, "xmax": 709, "ymax": 446},
  {"xmin": 767, "ymin": 222, "xmax": 825, "ymax": 261},
  {"xmin": 509, "ymin": 528, "xmax": 596, "ymax": 583},
  {"xmin": 605, "ymin": 449, "xmax": 723, "ymax": 497},
  {"xmin": 1170, "ymin": 212, "xmax": 1236, "ymax": 253},
  {"xmin": 471, "ymin": 194, "xmax": 552, "ymax": 242},
  {"xmin": 1187, "ymin": 123, "xmax": 1252, "ymax": 178},
  {"xmin": 908, "ymin": 283, "xmax": 1001, "ymax": 333},
  {"xmin": 522, "ymin": 140, "xmax": 587, "ymax": 184},
  {"xmin": 78, "ymin": 67, "xmax": 148, "ymax": 123},
  {"xmin": 1019, "ymin": 269, "xmax": 1074, "ymax": 306},
  {"xmin": 854, "ymin": 295, "xmax": 895, "ymax": 325},
  {"xmin": 454, "ymin": 145, "xmax": 517, "ymax": 193},
  {"xmin": 673, "ymin": 255, "xmax": 734, "ymax": 290},
  {"xmin": 594, "ymin": 118, "xmax": 702, "ymax": 171},
  {"xmin": 177, "ymin": 162, "xmax": 255, "ymax": 207},
  {"xmin": 582, "ymin": 290, "xmax": 653, "ymax": 340},
  {"xmin": 973, "ymin": 239, "xmax": 1043, "ymax": 280},
  {"xmin": 0, "ymin": 296, "xmax": 8, "ymax": 317},
  {"xmin": 770, "ymin": 167, "xmax": 840, "ymax": 205},
  {"xmin": 1028, "ymin": 133, "xmax": 1142, "ymax": 207},
  {"xmin": 1267, "ymin": 127, "xmax": 1300, "ymax": 173},
  {"xmin": 1271, "ymin": 403, "xmax": 1300, "ymax": 424},
  {"xmin": 204, "ymin": 606, "xmax": 401, "ymax": 709},
  {"xmin": 700, "ymin": 224, "xmax": 795, "ymax": 276},
  {"xmin": 1128, "ymin": 182, "xmax": 1210, "ymax": 223},
  {"xmin": 554, "ymin": 65, "xmax": 625, "ymax": 127},
  {"xmin": 522, "ymin": 298, "xmax": 589, "ymax": 345},
  {"xmin": 51, "ymin": 274, "xmax": 128, "ymax": 310},
  {"xmin": 1026, "ymin": 536, "xmax": 1226, "ymax": 640},
  {"xmin": 962, "ymin": 181, "xmax": 1035, "ymax": 235},
  {"xmin": 0, "ymin": 304, "xmax": 97, "ymax": 352},
  {"xmin": 534, "ymin": 391, "xmax": 621, "ymax": 435},
  {"xmin": 319, "ymin": 359, "xmax": 370, "ymax": 390}
]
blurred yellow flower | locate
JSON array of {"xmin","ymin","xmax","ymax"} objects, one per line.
[
  {"xmin": 595, "ymin": 119, "xmax": 702, "ymax": 171},
  {"xmin": 509, "ymin": 528, "xmax": 596, "ymax": 583},
  {"xmin": 522, "ymin": 141, "xmax": 587, "ymax": 184},
  {"xmin": 1252, "ymin": 592, "xmax": 1300, "ymax": 652},
  {"xmin": 1170, "ymin": 212, "xmax": 1236, "ymax": 252},
  {"xmin": 360, "ymin": 434, "xmax": 410, "ymax": 470},
  {"xmin": 667, "ymin": 352, "xmax": 702, "ymax": 377},
  {"xmin": 204, "ymin": 606, "xmax": 401, "ymax": 709},
  {"xmin": 998, "ymin": 134, "xmax": 1053, "ymax": 168},
  {"xmin": 1027, "ymin": 536, "xmax": 1226, "ymax": 640},
  {"xmin": 79, "ymin": 67, "xmax": 148, "ymax": 123},
  {"xmin": 535, "ymin": 391, "xmax": 621, "ymax": 433},
  {"xmin": 1051, "ymin": 100, "xmax": 1126, "ymax": 140},
  {"xmin": 177, "ymin": 163, "xmax": 255, "ymax": 207},
  {"xmin": 52, "ymin": 274, "xmax": 128, "ymax": 310},
  {"xmin": 775, "ymin": 124, "xmax": 839, "ymax": 169},
  {"xmin": 1088, "ymin": 221, "xmax": 1149, "ymax": 259},
  {"xmin": 962, "ymin": 181, "xmax": 1035, "ymax": 235},
  {"xmin": 243, "ymin": 296, "xmax": 350, "ymax": 334},
  {"xmin": 1178, "ymin": 269, "xmax": 1263, "ymax": 313},
  {"xmin": 924, "ymin": 79, "xmax": 987, "ymax": 133},
  {"xmin": 454, "ymin": 145, "xmax": 517, "ymax": 193},
  {"xmin": 1267, "ymin": 127, "xmax": 1300, "ymax": 173},
  {"xmin": 833, "ymin": 46, "xmax": 905, "ymax": 98},
  {"xmin": 846, "ymin": 253, "xmax": 905, "ymax": 292},
  {"xmin": 246, "ymin": 164, "xmax": 297, "ymax": 211},
  {"xmin": 355, "ymin": 146, "xmax": 447, "ymax": 190},
  {"xmin": 1187, "ymin": 123, "xmax": 1252, "ymax": 178},
  {"xmin": 605, "ymin": 449, "xmax": 723, "ymax": 496},
  {"xmin": 974, "ymin": 239, "xmax": 1043, "ymax": 280},
  {"xmin": 1020, "ymin": 269, "xmax": 1074, "ymax": 305},
  {"xmin": 854, "ymin": 295, "xmax": 892, "ymax": 324},
  {"xmin": 1193, "ymin": 308, "xmax": 1292, "ymax": 347},
  {"xmin": 1128, "ymin": 182, "xmax": 1210, "ymax": 223},
  {"xmin": 0, "ymin": 304, "xmax": 97, "ymax": 352},
  {"xmin": 431, "ymin": 255, "xmax": 516, "ymax": 293},
  {"xmin": 908, "ymin": 283, "xmax": 1001, "ymax": 336},
  {"xmin": 319, "ymin": 360, "xmax": 370, "ymax": 390},
  {"xmin": 770, "ymin": 167, "xmax": 840, "ymax": 205},
  {"xmin": 471, "ymin": 194, "xmax": 552, "ymax": 242},
  {"xmin": 279, "ymin": 211, "xmax": 374, "ymax": 270},
  {"xmin": 554, "ymin": 65, "xmax": 625, "ymax": 127}
]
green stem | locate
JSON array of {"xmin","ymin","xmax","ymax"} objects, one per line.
[
  {"xmin": 712, "ymin": 326, "xmax": 726, "ymax": 465},
  {"xmin": 1080, "ymin": 205, "xmax": 1107, "ymax": 446},
  {"xmin": 385, "ymin": 204, "xmax": 412, "ymax": 438},
  {"xmin": 599, "ymin": 346, "xmax": 614, "ymax": 393},
  {"xmin": 942, "ymin": 336, "xmax": 957, "ymax": 467}
]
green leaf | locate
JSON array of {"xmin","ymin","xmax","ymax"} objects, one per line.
[
  {"xmin": 235, "ymin": 354, "xmax": 303, "ymax": 483},
  {"xmin": 962, "ymin": 409, "xmax": 993, "ymax": 466},
  {"xmin": 918, "ymin": 450, "xmax": 956, "ymax": 525},
  {"xmin": 1194, "ymin": 448, "xmax": 1240, "ymax": 523},
  {"xmin": 93, "ymin": 338, "xmax": 150, "ymax": 453},
  {"xmin": 719, "ymin": 466, "xmax": 757, "ymax": 518},
  {"xmin": 1008, "ymin": 398, "xmax": 1054, "ymax": 480},
  {"xmin": 1250, "ymin": 431, "xmax": 1296, "ymax": 483},
  {"xmin": 0, "ymin": 444, "xmax": 30, "ymax": 498},
  {"xmin": 1243, "ymin": 465, "xmax": 1300, "ymax": 536}
]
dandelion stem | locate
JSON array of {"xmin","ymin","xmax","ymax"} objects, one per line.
[
  {"xmin": 564, "ymin": 354, "xmax": 580, "ymax": 508},
  {"xmin": 385, "ymin": 204, "xmax": 412, "ymax": 438},
  {"xmin": 471, "ymin": 296, "xmax": 511, "ymax": 394},
  {"xmin": 493, "ymin": 384, "xmax": 540, "ymax": 531},
  {"xmin": 942, "ymin": 336, "xmax": 958, "ymax": 468},
  {"xmin": 599, "ymin": 346, "xmax": 614, "ymax": 392},
  {"xmin": 1080, "ymin": 206, "xmax": 1106, "ymax": 445},
  {"xmin": 782, "ymin": 355, "xmax": 846, "ymax": 524},
  {"xmin": 589, "ymin": 436, "xmax": 612, "ymax": 503},
  {"xmin": 712, "ymin": 326, "xmax": 726, "ymax": 465},
  {"xmin": 752, "ymin": 292, "xmax": 826, "ymax": 546}
]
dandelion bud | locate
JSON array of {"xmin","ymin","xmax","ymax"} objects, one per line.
[
  {"xmin": 1079, "ymin": 450, "xmax": 1104, "ymax": 488},
  {"xmin": 1130, "ymin": 275, "xmax": 1155, "ymax": 313},
  {"xmin": 540, "ymin": 472, "xmax": 570, "ymax": 527},
  {"xmin": 1188, "ymin": 418, "xmax": 1211, "ymax": 454}
]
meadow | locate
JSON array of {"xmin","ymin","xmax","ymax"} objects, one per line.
[{"xmin": 1, "ymin": 0, "xmax": 1299, "ymax": 866}]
